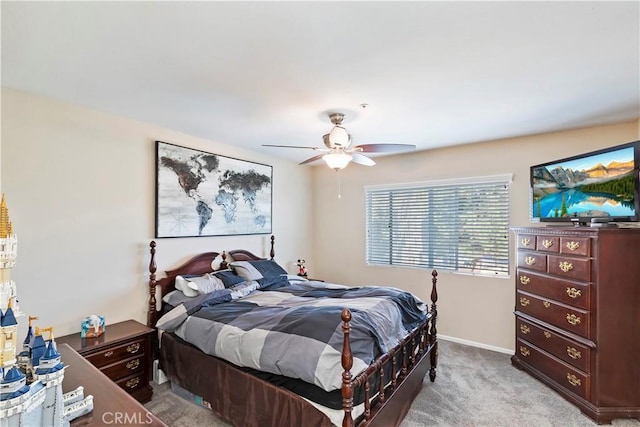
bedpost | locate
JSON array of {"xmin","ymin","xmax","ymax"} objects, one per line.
[
  {"xmin": 341, "ymin": 308, "xmax": 354, "ymax": 427},
  {"xmin": 220, "ymin": 251, "xmax": 228, "ymax": 270},
  {"xmin": 148, "ymin": 241, "xmax": 157, "ymax": 327},
  {"xmin": 269, "ymin": 235, "xmax": 275, "ymax": 260},
  {"xmin": 429, "ymin": 269, "xmax": 438, "ymax": 382}
]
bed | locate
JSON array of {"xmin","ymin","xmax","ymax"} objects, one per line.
[{"xmin": 146, "ymin": 236, "xmax": 439, "ymax": 427}]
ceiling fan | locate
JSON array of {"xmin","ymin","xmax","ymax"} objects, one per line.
[{"xmin": 263, "ymin": 113, "xmax": 416, "ymax": 170}]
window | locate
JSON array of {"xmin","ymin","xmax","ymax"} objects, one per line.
[{"xmin": 365, "ymin": 174, "xmax": 511, "ymax": 277}]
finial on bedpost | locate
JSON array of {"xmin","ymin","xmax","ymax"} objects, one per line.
[
  {"xmin": 220, "ymin": 251, "xmax": 228, "ymax": 270},
  {"xmin": 341, "ymin": 308, "xmax": 354, "ymax": 427},
  {"xmin": 148, "ymin": 241, "xmax": 157, "ymax": 327},
  {"xmin": 270, "ymin": 235, "xmax": 275, "ymax": 260}
]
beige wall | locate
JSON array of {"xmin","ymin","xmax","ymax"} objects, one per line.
[
  {"xmin": 1, "ymin": 88, "xmax": 314, "ymax": 336},
  {"xmin": 310, "ymin": 120, "xmax": 639, "ymax": 351}
]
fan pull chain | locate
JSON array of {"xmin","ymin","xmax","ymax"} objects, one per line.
[{"xmin": 336, "ymin": 169, "xmax": 342, "ymax": 199}]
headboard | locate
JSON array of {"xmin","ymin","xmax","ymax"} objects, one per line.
[{"xmin": 147, "ymin": 236, "xmax": 275, "ymax": 327}]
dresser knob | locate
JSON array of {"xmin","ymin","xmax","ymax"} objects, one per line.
[
  {"xmin": 567, "ymin": 373, "xmax": 581, "ymax": 387},
  {"xmin": 566, "ymin": 241, "xmax": 580, "ymax": 251},
  {"xmin": 543, "ymin": 301, "xmax": 551, "ymax": 308},
  {"xmin": 103, "ymin": 350, "xmax": 114, "ymax": 358},
  {"xmin": 126, "ymin": 377, "xmax": 140, "ymax": 389},
  {"xmin": 566, "ymin": 287, "xmax": 581, "ymax": 299},
  {"xmin": 126, "ymin": 343, "xmax": 141, "ymax": 354},
  {"xmin": 543, "ymin": 331, "xmax": 551, "ymax": 339},
  {"xmin": 567, "ymin": 347, "xmax": 581, "ymax": 359},
  {"xmin": 541, "ymin": 239, "xmax": 554, "ymax": 249},
  {"xmin": 519, "ymin": 276, "xmax": 530, "ymax": 285},
  {"xmin": 519, "ymin": 346, "xmax": 530, "ymax": 357},
  {"xmin": 520, "ymin": 324, "xmax": 530, "ymax": 335},
  {"xmin": 519, "ymin": 297, "xmax": 530, "ymax": 307},
  {"xmin": 521, "ymin": 238, "xmax": 531, "ymax": 247},
  {"xmin": 559, "ymin": 261, "xmax": 574, "ymax": 273},
  {"xmin": 126, "ymin": 359, "xmax": 140, "ymax": 370},
  {"xmin": 525, "ymin": 256, "xmax": 536, "ymax": 266},
  {"xmin": 566, "ymin": 314, "xmax": 581, "ymax": 325}
]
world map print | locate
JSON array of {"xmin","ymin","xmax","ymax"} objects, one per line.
[{"xmin": 155, "ymin": 141, "xmax": 272, "ymax": 237}]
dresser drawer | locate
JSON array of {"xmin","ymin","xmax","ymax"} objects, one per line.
[
  {"xmin": 536, "ymin": 236, "xmax": 560, "ymax": 253},
  {"xmin": 517, "ymin": 234, "xmax": 537, "ymax": 250},
  {"xmin": 548, "ymin": 255, "xmax": 591, "ymax": 281},
  {"xmin": 516, "ymin": 270, "xmax": 591, "ymax": 310},
  {"xmin": 517, "ymin": 338, "xmax": 590, "ymax": 400},
  {"xmin": 516, "ymin": 317, "xmax": 591, "ymax": 373},
  {"xmin": 560, "ymin": 237, "xmax": 591, "ymax": 257},
  {"xmin": 100, "ymin": 354, "xmax": 146, "ymax": 381},
  {"xmin": 517, "ymin": 291, "xmax": 591, "ymax": 339},
  {"xmin": 85, "ymin": 338, "xmax": 146, "ymax": 368},
  {"xmin": 517, "ymin": 251, "xmax": 547, "ymax": 272}
]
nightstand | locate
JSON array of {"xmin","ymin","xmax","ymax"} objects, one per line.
[{"xmin": 57, "ymin": 319, "xmax": 154, "ymax": 403}]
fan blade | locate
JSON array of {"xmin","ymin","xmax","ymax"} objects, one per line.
[
  {"xmin": 351, "ymin": 152, "xmax": 376, "ymax": 166},
  {"xmin": 299, "ymin": 154, "xmax": 325, "ymax": 165},
  {"xmin": 263, "ymin": 144, "xmax": 322, "ymax": 150},
  {"xmin": 354, "ymin": 143, "xmax": 416, "ymax": 153}
]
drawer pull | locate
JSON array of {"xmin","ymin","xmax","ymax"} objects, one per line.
[
  {"xmin": 126, "ymin": 343, "xmax": 141, "ymax": 354},
  {"xmin": 521, "ymin": 238, "xmax": 531, "ymax": 247},
  {"xmin": 559, "ymin": 261, "xmax": 573, "ymax": 273},
  {"xmin": 126, "ymin": 359, "xmax": 140, "ymax": 370},
  {"xmin": 567, "ymin": 347, "xmax": 582, "ymax": 359},
  {"xmin": 543, "ymin": 331, "xmax": 551, "ymax": 339},
  {"xmin": 519, "ymin": 276, "xmax": 531, "ymax": 285},
  {"xmin": 566, "ymin": 241, "xmax": 580, "ymax": 251},
  {"xmin": 543, "ymin": 301, "xmax": 551, "ymax": 308},
  {"xmin": 566, "ymin": 287, "xmax": 582, "ymax": 299},
  {"xmin": 103, "ymin": 350, "xmax": 114, "ymax": 358},
  {"xmin": 541, "ymin": 239, "xmax": 554, "ymax": 249},
  {"xmin": 126, "ymin": 377, "xmax": 140, "ymax": 389},
  {"xmin": 519, "ymin": 297, "xmax": 530, "ymax": 307},
  {"xmin": 566, "ymin": 314, "xmax": 581, "ymax": 326},
  {"xmin": 519, "ymin": 346, "xmax": 530, "ymax": 357},
  {"xmin": 567, "ymin": 373, "xmax": 581, "ymax": 387},
  {"xmin": 520, "ymin": 324, "xmax": 530, "ymax": 335},
  {"xmin": 525, "ymin": 256, "xmax": 536, "ymax": 266}
]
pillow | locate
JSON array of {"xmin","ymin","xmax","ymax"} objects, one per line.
[
  {"xmin": 175, "ymin": 275, "xmax": 199, "ymax": 297},
  {"xmin": 186, "ymin": 273, "xmax": 225, "ymax": 295},
  {"xmin": 175, "ymin": 273, "xmax": 225, "ymax": 296},
  {"xmin": 230, "ymin": 260, "xmax": 287, "ymax": 282},
  {"xmin": 211, "ymin": 269, "xmax": 245, "ymax": 288},
  {"xmin": 162, "ymin": 289, "xmax": 196, "ymax": 306}
]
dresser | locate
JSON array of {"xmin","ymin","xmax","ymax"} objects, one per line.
[
  {"xmin": 511, "ymin": 226, "xmax": 640, "ymax": 423},
  {"xmin": 57, "ymin": 319, "xmax": 154, "ymax": 404}
]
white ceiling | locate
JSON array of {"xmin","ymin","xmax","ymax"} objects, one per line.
[{"xmin": 2, "ymin": 1, "xmax": 639, "ymax": 163}]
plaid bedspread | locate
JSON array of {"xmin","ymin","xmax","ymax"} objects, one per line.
[{"xmin": 156, "ymin": 280, "xmax": 427, "ymax": 392}]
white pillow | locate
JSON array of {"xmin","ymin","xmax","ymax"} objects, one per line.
[
  {"xmin": 185, "ymin": 273, "xmax": 225, "ymax": 295},
  {"xmin": 175, "ymin": 275, "xmax": 199, "ymax": 297}
]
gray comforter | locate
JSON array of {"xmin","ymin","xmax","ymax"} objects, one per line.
[{"xmin": 156, "ymin": 279, "xmax": 427, "ymax": 392}]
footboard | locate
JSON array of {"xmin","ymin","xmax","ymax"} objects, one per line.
[{"xmin": 341, "ymin": 270, "xmax": 438, "ymax": 427}]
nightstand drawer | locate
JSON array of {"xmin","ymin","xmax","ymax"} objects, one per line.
[
  {"xmin": 85, "ymin": 338, "xmax": 146, "ymax": 368},
  {"xmin": 548, "ymin": 255, "xmax": 591, "ymax": 281},
  {"xmin": 517, "ymin": 338, "xmax": 590, "ymax": 400},
  {"xmin": 101, "ymin": 354, "xmax": 146, "ymax": 381},
  {"xmin": 517, "ymin": 252, "xmax": 547, "ymax": 272},
  {"xmin": 115, "ymin": 372, "xmax": 147, "ymax": 394}
]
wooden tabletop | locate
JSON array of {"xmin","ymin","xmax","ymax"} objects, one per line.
[
  {"xmin": 59, "ymin": 343, "xmax": 167, "ymax": 427},
  {"xmin": 57, "ymin": 320, "xmax": 154, "ymax": 354}
]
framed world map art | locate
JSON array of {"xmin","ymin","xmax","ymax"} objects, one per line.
[{"xmin": 155, "ymin": 141, "xmax": 272, "ymax": 238}]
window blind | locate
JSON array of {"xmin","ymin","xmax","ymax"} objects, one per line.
[{"xmin": 365, "ymin": 175, "xmax": 511, "ymax": 276}]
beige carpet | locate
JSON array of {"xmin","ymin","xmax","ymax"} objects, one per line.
[{"xmin": 145, "ymin": 339, "xmax": 640, "ymax": 427}]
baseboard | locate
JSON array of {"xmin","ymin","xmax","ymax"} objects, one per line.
[{"xmin": 438, "ymin": 334, "xmax": 513, "ymax": 355}]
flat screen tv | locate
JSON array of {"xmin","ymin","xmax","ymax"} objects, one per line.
[{"xmin": 530, "ymin": 140, "xmax": 640, "ymax": 225}]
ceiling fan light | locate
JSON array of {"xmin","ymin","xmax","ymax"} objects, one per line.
[
  {"xmin": 323, "ymin": 152, "xmax": 352, "ymax": 170},
  {"xmin": 328, "ymin": 126, "xmax": 351, "ymax": 147}
]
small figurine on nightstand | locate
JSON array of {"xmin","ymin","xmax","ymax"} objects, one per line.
[{"xmin": 296, "ymin": 259, "xmax": 308, "ymax": 277}]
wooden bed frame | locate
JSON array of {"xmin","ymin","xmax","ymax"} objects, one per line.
[{"xmin": 147, "ymin": 236, "xmax": 439, "ymax": 427}]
